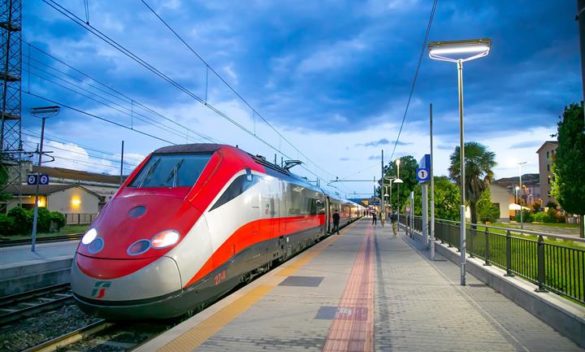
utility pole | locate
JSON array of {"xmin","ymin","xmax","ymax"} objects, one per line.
[
  {"xmin": 0, "ymin": 0, "xmax": 23, "ymax": 201},
  {"xmin": 578, "ymin": 0, "xmax": 585, "ymax": 127},
  {"xmin": 430, "ymin": 103, "xmax": 435, "ymax": 260},
  {"xmin": 381, "ymin": 149, "xmax": 385, "ymax": 227},
  {"xmin": 577, "ymin": 0, "xmax": 585, "ymax": 230},
  {"xmin": 30, "ymin": 106, "xmax": 59, "ymax": 252}
]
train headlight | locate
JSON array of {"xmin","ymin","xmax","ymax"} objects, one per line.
[
  {"xmin": 81, "ymin": 228, "xmax": 98, "ymax": 245},
  {"xmin": 151, "ymin": 230, "xmax": 180, "ymax": 249}
]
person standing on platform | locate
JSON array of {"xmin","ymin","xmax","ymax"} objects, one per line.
[
  {"xmin": 391, "ymin": 211, "xmax": 398, "ymax": 236},
  {"xmin": 372, "ymin": 211, "xmax": 377, "ymax": 226},
  {"xmin": 332, "ymin": 210, "xmax": 341, "ymax": 235}
]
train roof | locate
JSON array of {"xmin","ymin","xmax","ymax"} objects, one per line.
[
  {"xmin": 153, "ymin": 144, "xmax": 229, "ymax": 154},
  {"xmin": 152, "ymin": 143, "xmax": 317, "ymax": 189}
]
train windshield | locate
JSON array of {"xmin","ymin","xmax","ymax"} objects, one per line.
[{"xmin": 129, "ymin": 153, "xmax": 212, "ymax": 188}]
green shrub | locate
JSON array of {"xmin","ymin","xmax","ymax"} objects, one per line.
[
  {"xmin": 514, "ymin": 209, "xmax": 533, "ymax": 223},
  {"xmin": 37, "ymin": 207, "xmax": 52, "ymax": 233},
  {"xmin": 533, "ymin": 211, "xmax": 561, "ymax": 223},
  {"xmin": 49, "ymin": 211, "xmax": 66, "ymax": 231},
  {"xmin": 0, "ymin": 213, "xmax": 14, "ymax": 237},
  {"xmin": 7, "ymin": 207, "xmax": 32, "ymax": 235}
]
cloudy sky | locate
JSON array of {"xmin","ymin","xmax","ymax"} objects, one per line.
[{"xmin": 20, "ymin": 0, "xmax": 581, "ymax": 197}]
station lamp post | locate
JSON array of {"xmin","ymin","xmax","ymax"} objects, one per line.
[
  {"xmin": 518, "ymin": 161, "xmax": 527, "ymax": 229},
  {"xmin": 395, "ymin": 159, "xmax": 402, "ymax": 225},
  {"xmin": 428, "ymin": 38, "xmax": 491, "ymax": 286},
  {"xmin": 385, "ymin": 176, "xmax": 403, "ymax": 213},
  {"xmin": 30, "ymin": 106, "xmax": 60, "ymax": 252}
]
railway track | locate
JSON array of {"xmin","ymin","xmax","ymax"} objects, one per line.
[
  {"xmin": 0, "ymin": 233, "xmax": 83, "ymax": 247},
  {"xmin": 0, "ymin": 284, "xmax": 73, "ymax": 326},
  {"xmin": 24, "ymin": 319, "xmax": 174, "ymax": 352}
]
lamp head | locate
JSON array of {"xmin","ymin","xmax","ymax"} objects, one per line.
[
  {"xmin": 429, "ymin": 38, "xmax": 491, "ymax": 63},
  {"xmin": 394, "ymin": 178, "xmax": 403, "ymax": 184}
]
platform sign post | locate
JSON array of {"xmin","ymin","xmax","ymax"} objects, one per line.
[{"xmin": 417, "ymin": 154, "xmax": 431, "ymax": 247}]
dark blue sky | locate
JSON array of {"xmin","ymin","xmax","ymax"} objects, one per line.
[{"xmin": 19, "ymin": 1, "xmax": 582, "ymax": 195}]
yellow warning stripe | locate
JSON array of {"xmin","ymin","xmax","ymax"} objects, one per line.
[{"xmin": 159, "ymin": 233, "xmax": 344, "ymax": 352}]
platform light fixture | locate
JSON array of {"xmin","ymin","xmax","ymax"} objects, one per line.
[{"xmin": 428, "ymin": 38, "xmax": 491, "ymax": 286}]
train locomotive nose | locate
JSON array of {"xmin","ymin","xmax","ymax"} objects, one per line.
[{"xmin": 71, "ymin": 254, "xmax": 184, "ymax": 319}]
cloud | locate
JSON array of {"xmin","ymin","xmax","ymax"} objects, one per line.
[
  {"xmin": 368, "ymin": 155, "xmax": 381, "ymax": 160},
  {"xmin": 510, "ymin": 141, "xmax": 542, "ymax": 149},
  {"xmin": 20, "ymin": 1, "xmax": 580, "ymax": 198},
  {"xmin": 357, "ymin": 138, "xmax": 390, "ymax": 147}
]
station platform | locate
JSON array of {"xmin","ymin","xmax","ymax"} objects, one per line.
[
  {"xmin": 137, "ymin": 219, "xmax": 583, "ymax": 352},
  {"xmin": 0, "ymin": 241, "xmax": 77, "ymax": 296},
  {"xmin": 0, "ymin": 241, "xmax": 77, "ymax": 267}
]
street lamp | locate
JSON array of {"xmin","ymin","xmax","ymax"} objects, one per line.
[
  {"xmin": 30, "ymin": 106, "xmax": 60, "ymax": 252},
  {"xmin": 395, "ymin": 159, "xmax": 402, "ymax": 225},
  {"xmin": 429, "ymin": 38, "xmax": 491, "ymax": 286},
  {"xmin": 518, "ymin": 161, "xmax": 527, "ymax": 229},
  {"xmin": 385, "ymin": 176, "xmax": 404, "ymax": 213}
]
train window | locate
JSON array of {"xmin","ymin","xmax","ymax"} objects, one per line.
[
  {"xmin": 210, "ymin": 173, "xmax": 260, "ymax": 211},
  {"xmin": 130, "ymin": 153, "xmax": 212, "ymax": 188}
]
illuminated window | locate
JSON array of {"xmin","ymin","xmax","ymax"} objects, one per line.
[{"xmin": 71, "ymin": 196, "xmax": 81, "ymax": 209}]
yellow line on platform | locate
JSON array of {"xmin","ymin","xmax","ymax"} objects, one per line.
[{"xmin": 158, "ymin": 232, "xmax": 345, "ymax": 352}]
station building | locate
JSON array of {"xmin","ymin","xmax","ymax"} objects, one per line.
[{"xmin": 2, "ymin": 162, "xmax": 122, "ymax": 225}]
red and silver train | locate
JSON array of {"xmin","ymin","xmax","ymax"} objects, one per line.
[{"xmin": 71, "ymin": 144, "xmax": 362, "ymax": 319}]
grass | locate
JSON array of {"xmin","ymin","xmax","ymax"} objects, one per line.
[
  {"xmin": 436, "ymin": 224, "xmax": 585, "ymax": 305},
  {"xmin": 0, "ymin": 224, "xmax": 88, "ymax": 241}
]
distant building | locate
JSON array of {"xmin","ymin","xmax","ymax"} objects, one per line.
[
  {"xmin": 493, "ymin": 173, "xmax": 540, "ymax": 208},
  {"xmin": 4, "ymin": 184, "xmax": 101, "ymax": 225},
  {"xmin": 2, "ymin": 162, "xmax": 124, "ymax": 225},
  {"xmin": 489, "ymin": 184, "xmax": 515, "ymax": 220},
  {"xmin": 536, "ymin": 141, "xmax": 558, "ymax": 206}
]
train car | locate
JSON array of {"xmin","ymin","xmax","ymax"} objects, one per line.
[
  {"xmin": 325, "ymin": 196, "xmax": 363, "ymax": 233},
  {"xmin": 71, "ymin": 144, "xmax": 327, "ymax": 320}
]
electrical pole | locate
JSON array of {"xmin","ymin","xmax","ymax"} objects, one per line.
[
  {"xmin": 30, "ymin": 106, "xmax": 59, "ymax": 252},
  {"xmin": 430, "ymin": 103, "xmax": 435, "ymax": 260},
  {"xmin": 381, "ymin": 149, "xmax": 385, "ymax": 227}
]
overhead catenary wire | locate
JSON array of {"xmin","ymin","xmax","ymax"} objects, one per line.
[
  {"xmin": 140, "ymin": 0, "xmax": 338, "ymax": 182},
  {"xmin": 41, "ymin": 0, "xmax": 333, "ymax": 187},
  {"xmin": 22, "ymin": 131, "xmax": 139, "ymax": 168},
  {"xmin": 26, "ymin": 42, "xmax": 218, "ymax": 144},
  {"xmin": 337, "ymin": 0, "xmax": 439, "ymax": 182},
  {"xmin": 22, "ymin": 128, "xmax": 137, "ymax": 163},
  {"xmin": 26, "ymin": 91, "xmax": 176, "ymax": 145},
  {"xmin": 388, "ymin": 0, "xmax": 438, "ymax": 162},
  {"xmin": 26, "ymin": 67, "xmax": 197, "ymax": 142}
]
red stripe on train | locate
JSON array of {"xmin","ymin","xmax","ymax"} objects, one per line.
[{"xmin": 185, "ymin": 214, "xmax": 325, "ymax": 287}]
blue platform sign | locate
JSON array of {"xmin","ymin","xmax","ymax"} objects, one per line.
[
  {"xmin": 39, "ymin": 174, "xmax": 50, "ymax": 185},
  {"xmin": 419, "ymin": 154, "xmax": 431, "ymax": 170},
  {"xmin": 417, "ymin": 154, "xmax": 431, "ymax": 184},
  {"xmin": 26, "ymin": 174, "xmax": 37, "ymax": 185},
  {"xmin": 26, "ymin": 174, "xmax": 50, "ymax": 185},
  {"xmin": 416, "ymin": 168, "xmax": 430, "ymax": 183}
]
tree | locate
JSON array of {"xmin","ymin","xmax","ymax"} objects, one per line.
[
  {"xmin": 476, "ymin": 187, "xmax": 500, "ymax": 224},
  {"xmin": 413, "ymin": 176, "xmax": 460, "ymax": 221},
  {"xmin": 449, "ymin": 142, "xmax": 497, "ymax": 226},
  {"xmin": 433, "ymin": 176, "xmax": 460, "ymax": 221},
  {"xmin": 551, "ymin": 103, "xmax": 585, "ymax": 238},
  {"xmin": 381, "ymin": 155, "xmax": 418, "ymax": 212}
]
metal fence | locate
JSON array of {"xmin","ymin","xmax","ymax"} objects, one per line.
[
  {"xmin": 401, "ymin": 214, "xmax": 585, "ymax": 305},
  {"xmin": 65, "ymin": 213, "xmax": 97, "ymax": 225}
]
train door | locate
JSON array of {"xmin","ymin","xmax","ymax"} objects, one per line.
[{"xmin": 326, "ymin": 197, "xmax": 332, "ymax": 233}]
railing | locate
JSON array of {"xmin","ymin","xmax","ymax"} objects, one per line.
[
  {"xmin": 65, "ymin": 213, "xmax": 97, "ymax": 225},
  {"xmin": 403, "ymin": 214, "xmax": 585, "ymax": 305}
]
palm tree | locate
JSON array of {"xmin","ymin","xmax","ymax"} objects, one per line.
[{"xmin": 449, "ymin": 142, "xmax": 496, "ymax": 226}]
